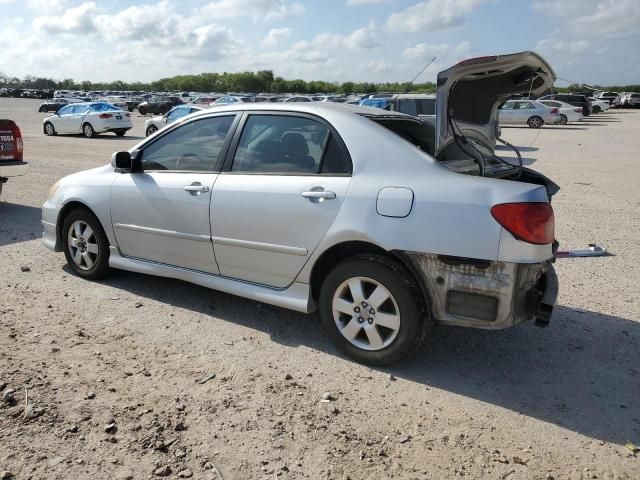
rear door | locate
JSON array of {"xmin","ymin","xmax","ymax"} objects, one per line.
[{"xmin": 211, "ymin": 112, "xmax": 352, "ymax": 288}]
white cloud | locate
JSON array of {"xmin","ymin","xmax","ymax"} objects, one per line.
[
  {"xmin": 402, "ymin": 41, "xmax": 471, "ymax": 62},
  {"xmin": 534, "ymin": 0, "xmax": 640, "ymax": 39},
  {"xmin": 347, "ymin": 0, "xmax": 390, "ymax": 5},
  {"xmin": 536, "ymin": 38, "xmax": 591, "ymax": 55},
  {"xmin": 33, "ymin": 2, "xmax": 97, "ymax": 34},
  {"xmin": 27, "ymin": 0, "xmax": 68, "ymax": 13},
  {"xmin": 262, "ymin": 27, "xmax": 291, "ymax": 47},
  {"xmin": 361, "ymin": 60, "xmax": 390, "ymax": 73},
  {"xmin": 197, "ymin": 0, "xmax": 305, "ymax": 22},
  {"xmin": 386, "ymin": 0, "xmax": 489, "ymax": 33}
]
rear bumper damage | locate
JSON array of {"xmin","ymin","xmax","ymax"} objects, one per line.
[{"xmin": 403, "ymin": 252, "xmax": 558, "ymax": 329}]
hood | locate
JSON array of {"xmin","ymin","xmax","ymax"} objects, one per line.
[{"xmin": 436, "ymin": 51, "xmax": 555, "ymax": 156}]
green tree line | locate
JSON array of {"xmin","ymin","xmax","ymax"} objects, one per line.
[
  {"xmin": 0, "ymin": 70, "xmax": 436, "ymax": 94},
  {"xmin": 1, "ymin": 70, "xmax": 639, "ymax": 94}
]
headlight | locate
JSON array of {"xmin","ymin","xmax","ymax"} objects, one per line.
[{"xmin": 48, "ymin": 180, "xmax": 60, "ymax": 199}]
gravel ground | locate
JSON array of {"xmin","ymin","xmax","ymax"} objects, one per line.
[{"xmin": 1, "ymin": 98, "xmax": 638, "ymax": 480}]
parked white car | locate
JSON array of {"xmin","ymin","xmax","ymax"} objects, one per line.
[
  {"xmin": 145, "ymin": 105, "xmax": 204, "ymax": 136},
  {"xmin": 594, "ymin": 91, "xmax": 621, "ymax": 107},
  {"xmin": 43, "ymin": 102, "xmax": 132, "ymax": 137},
  {"xmin": 620, "ymin": 93, "xmax": 640, "ymax": 108},
  {"xmin": 42, "ymin": 52, "xmax": 559, "ymax": 365},
  {"xmin": 538, "ymin": 99, "xmax": 583, "ymax": 124},
  {"xmin": 283, "ymin": 96, "xmax": 315, "ymax": 102},
  {"xmin": 498, "ymin": 99, "xmax": 560, "ymax": 127},
  {"xmin": 96, "ymin": 97, "xmax": 128, "ymax": 111},
  {"xmin": 589, "ymin": 98, "xmax": 610, "ymax": 113}
]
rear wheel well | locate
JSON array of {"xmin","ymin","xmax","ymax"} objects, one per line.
[{"xmin": 309, "ymin": 241, "xmax": 431, "ymax": 316}]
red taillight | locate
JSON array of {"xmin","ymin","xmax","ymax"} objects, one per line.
[
  {"xmin": 550, "ymin": 107, "xmax": 559, "ymax": 114},
  {"xmin": 99, "ymin": 113, "xmax": 113, "ymax": 119},
  {"xmin": 491, "ymin": 203, "xmax": 555, "ymax": 245},
  {"xmin": 11, "ymin": 123, "xmax": 23, "ymax": 161}
]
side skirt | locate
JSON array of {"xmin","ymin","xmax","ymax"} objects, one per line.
[{"xmin": 108, "ymin": 246, "xmax": 315, "ymax": 314}]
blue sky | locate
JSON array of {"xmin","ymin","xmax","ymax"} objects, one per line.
[{"xmin": 0, "ymin": 0, "xmax": 638, "ymax": 86}]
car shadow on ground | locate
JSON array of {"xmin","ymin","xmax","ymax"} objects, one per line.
[
  {"xmin": 98, "ymin": 268, "xmax": 640, "ymax": 446},
  {"xmin": 495, "ymin": 145, "xmax": 539, "ymax": 153},
  {"xmin": 0, "ymin": 202, "xmax": 42, "ymax": 247},
  {"xmin": 501, "ymin": 126, "xmax": 588, "ymax": 131}
]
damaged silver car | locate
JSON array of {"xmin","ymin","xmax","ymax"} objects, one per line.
[{"xmin": 42, "ymin": 51, "xmax": 559, "ymax": 365}]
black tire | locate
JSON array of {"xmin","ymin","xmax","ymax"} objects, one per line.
[
  {"xmin": 38, "ymin": 106, "xmax": 44, "ymax": 112},
  {"xmin": 82, "ymin": 123, "xmax": 96, "ymax": 138},
  {"xmin": 138, "ymin": 107, "xmax": 146, "ymax": 115},
  {"xmin": 43, "ymin": 122, "xmax": 56, "ymax": 136},
  {"xmin": 146, "ymin": 125, "xmax": 158, "ymax": 137},
  {"xmin": 559, "ymin": 114, "xmax": 568, "ymax": 125},
  {"xmin": 593, "ymin": 105, "xmax": 601, "ymax": 114},
  {"xmin": 61, "ymin": 208, "xmax": 110, "ymax": 280},
  {"xmin": 527, "ymin": 116, "xmax": 543, "ymax": 128},
  {"xmin": 114, "ymin": 130, "xmax": 126, "ymax": 137},
  {"xmin": 319, "ymin": 254, "xmax": 427, "ymax": 365}
]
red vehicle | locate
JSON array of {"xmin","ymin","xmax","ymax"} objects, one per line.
[{"xmin": 0, "ymin": 119, "xmax": 27, "ymax": 197}]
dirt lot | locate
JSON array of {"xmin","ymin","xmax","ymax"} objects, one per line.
[{"xmin": 1, "ymin": 98, "xmax": 639, "ymax": 480}]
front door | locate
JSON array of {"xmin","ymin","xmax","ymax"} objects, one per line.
[
  {"xmin": 110, "ymin": 114, "xmax": 237, "ymax": 274},
  {"xmin": 211, "ymin": 113, "xmax": 352, "ymax": 288}
]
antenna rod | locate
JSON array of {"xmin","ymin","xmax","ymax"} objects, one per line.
[{"xmin": 409, "ymin": 56, "xmax": 437, "ymax": 85}]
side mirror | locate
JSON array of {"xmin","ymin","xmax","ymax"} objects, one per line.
[{"xmin": 111, "ymin": 150, "xmax": 141, "ymax": 171}]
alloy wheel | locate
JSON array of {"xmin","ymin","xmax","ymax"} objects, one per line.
[
  {"xmin": 67, "ymin": 220, "xmax": 99, "ymax": 271},
  {"xmin": 332, "ymin": 276, "xmax": 401, "ymax": 351}
]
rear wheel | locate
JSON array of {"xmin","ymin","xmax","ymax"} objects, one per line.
[
  {"xmin": 527, "ymin": 116, "xmax": 543, "ymax": 128},
  {"xmin": 138, "ymin": 107, "xmax": 146, "ymax": 115},
  {"xmin": 43, "ymin": 122, "xmax": 56, "ymax": 136},
  {"xmin": 593, "ymin": 105, "xmax": 601, "ymax": 114},
  {"xmin": 114, "ymin": 130, "xmax": 126, "ymax": 137},
  {"xmin": 319, "ymin": 254, "xmax": 426, "ymax": 365},
  {"xmin": 146, "ymin": 125, "xmax": 158, "ymax": 137},
  {"xmin": 82, "ymin": 123, "xmax": 96, "ymax": 138},
  {"xmin": 559, "ymin": 114, "xmax": 568, "ymax": 125},
  {"xmin": 62, "ymin": 209, "xmax": 110, "ymax": 280}
]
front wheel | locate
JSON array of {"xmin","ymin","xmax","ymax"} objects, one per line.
[
  {"xmin": 83, "ymin": 123, "xmax": 96, "ymax": 138},
  {"xmin": 62, "ymin": 209, "xmax": 110, "ymax": 280},
  {"xmin": 43, "ymin": 122, "xmax": 56, "ymax": 136},
  {"xmin": 592, "ymin": 105, "xmax": 601, "ymax": 114},
  {"xmin": 319, "ymin": 255, "xmax": 426, "ymax": 365},
  {"xmin": 558, "ymin": 114, "xmax": 568, "ymax": 125},
  {"xmin": 146, "ymin": 125, "xmax": 158, "ymax": 137},
  {"xmin": 527, "ymin": 116, "xmax": 543, "ymax": 128}
]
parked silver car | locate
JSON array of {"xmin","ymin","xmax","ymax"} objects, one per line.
[
  {"xmin": 42, "ymin": 52, "xmax": 559, "ymax": 365},
  {"xmin": 498, "ymin": 99, "xmax": 559, "ymax": 128}
]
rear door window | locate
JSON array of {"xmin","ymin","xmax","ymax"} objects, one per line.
[{"xmin": 231, "ymin": 115, "xmax": 350, "ymax": 175}]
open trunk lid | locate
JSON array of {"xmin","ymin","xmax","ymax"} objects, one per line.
[{"xmin": 435, "ymin": 51, "xmax": 556, "ymax": 157}]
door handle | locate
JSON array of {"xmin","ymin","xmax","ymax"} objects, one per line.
[
  {"xmin": 301, "ymin": 190, "xmax": 336, "ymax": 200},
  {"xmin": 184, "ymin": 183, "xmax": 210, "ymax": 194}
]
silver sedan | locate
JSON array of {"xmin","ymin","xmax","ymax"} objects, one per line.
[
  {"xmin": 42, "ymin": 52, "xmax": 559, "ymax": 365},
  {"xmin": 499, "ymin": 99, "xmax": 560, "ymax": 128}
]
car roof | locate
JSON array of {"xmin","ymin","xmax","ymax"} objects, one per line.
[{"xmin": 192, "ymin": 101, "xmax": 415, "ymax": 119}]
